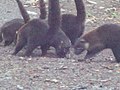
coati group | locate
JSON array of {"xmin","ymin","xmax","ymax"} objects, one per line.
[
  {"xmin": 13, "ymin": 0, "xmax": 71, "ymax": 58},
  {"xmin": 0, "ymin": 0, "xmax": 120, "ymax": 63}
]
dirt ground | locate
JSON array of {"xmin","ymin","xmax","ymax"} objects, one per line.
[{"xmin": 0, "ymin": 0, "xmax": 120, "ymax": 90}]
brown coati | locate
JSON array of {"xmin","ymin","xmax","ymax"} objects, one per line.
[
  {"xmin": 39, "ymin": 0, "xmax": 47, "ymax": 19},
  {"xmin": 61, "ymin": 0, "xmax": 86, "ymax": 45},
  {"xmin": 74, "ymin": 24, "xmax": 120, "ymax": 63},
  {"xmin": 38, "ymin": 0, "xmax": 86, "ymax": 45},
  {"xmin": 0, "ymin": 19, "xmax": 24, "ymax": 46},
  {"xmin": 0, "ymin": 0, "xmax": 30, "ymax": 46},
  {"xmin": 40, "ymin": 0, "xmax": 71, "ymax": 57},
  {"xmin": 13, "ymin": 0, "xmax": 71, "ymax": 57}
]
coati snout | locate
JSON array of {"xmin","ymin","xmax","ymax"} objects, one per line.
[
  {"xmin": 74, "ymin": 38, "xmax": 89, "ymax": 55},
  {"xmin": 51, "ymin": 32, "xmax": 71, "ymax": 58},
  {"xmin": 56, "ymin": 46, "xmax": 70, "ymax": 58}
]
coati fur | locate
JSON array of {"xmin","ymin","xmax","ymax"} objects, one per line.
[
  {"xmin": 0, "ymin": 0, "xmax": 30, "ymax": 46},
  {"xmin": 0, "ymin": 19, "xmax": 24, "ymax": 46},
  {"xmin": 16, "ymin": 0, "xmax": 30, "ymax": 23},
  {"xmin": 45, "ymin": 0, "xmax": 71, "ymax": 57},
  {"xmin": 39, "ymin": 0, "xmax": 47, "ymax": 19},
  {"xmin": 61, "ymin": 0, "xmax": 86, "ymax": 45},
  {"xmin": 74, "ymin": 24, "xmax": 120, "ymax": 63},
  {"xmin": 38, "ymin": 0, "xmax": 86, "ymax": 45},
  {"xmin": 13, "ymin": 0, "xmax": 71, "ymax": 57}
]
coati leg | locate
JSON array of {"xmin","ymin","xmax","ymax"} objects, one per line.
[
  {"xmin": 12, "ymin": 36, "xmax": 26, "ymax": 55},
  {"xmin": 4, "ymin": 39, "xmax": 13, "ymax": 46},
  {"xmin": 48, "ymin": 0, "xmax": 71, "ymax": 58},
  {"xmin": 112, "ymin": 46, "xmax": 120, "ymax": 63},
  {"xmin": 41, "ymin": 44, "xmax": 50, "ymax": 56},
  {"xmin": 85, "ymin": 43, "xmax": 105, "ymax": 59},
  {"xmin": 0, "ymin": 31, "xmax": 3, "ymax": 42},
  {"xmin": 24, "ymin": 44, "xmax": 38, "ymax": 56},
  {"xmin": 25, "ymin": 42, "xmax": 50, "ymax": 56}
]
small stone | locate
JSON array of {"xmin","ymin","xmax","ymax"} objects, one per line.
[
  {"xmin": 44, "ymin": 79, "xmax": 59, "ymax": 84},
  {"xmin": 87, "ymin": 0, "xmax": 97, "ymax": 5},
  {"xmin": 17, "ymin": 85, "xmax": 24, "ymax": 90},
  {"xmin": 99, "ymin": 7, "xmax": 105, "ymax": 9},
  {"xmin": 27, "ymin": 11, "xmax": 38, "ymax": 15},
  {"xmin": 28, "ymin": 58, "xmax": 32, "ymax": 61},
  {"xmin": 19, "ymin": 57, "xmax": 24, "ymax": 60}
]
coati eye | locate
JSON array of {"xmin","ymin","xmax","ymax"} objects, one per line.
[{"xmin": 80, "ymin": 39, "xmax": 86, "ymax": 43}]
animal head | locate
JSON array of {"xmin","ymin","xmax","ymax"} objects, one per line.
[
  {"xmin": 2, "ymin": 30, "xmax": 14, "ymax": 46},
  {"xmin": 56, "ymin": 40, "xmax": 71, "ymax": 58},
  {"xmin": 74, "ymin": 38, "xmax": 89, "ymax": 55},
  {"xmin": 52, "ymin": 31, "xmax": 72, "ymax": 58}
]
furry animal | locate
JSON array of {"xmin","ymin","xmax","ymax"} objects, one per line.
[
  {"xmin": 74, "ymin": 24, "xmax": 120, "ymax": 63},
  {"xmin": 40, "ymin": 0, "xmax": 86, "ymax": 45},
  {"xmin": 47, "ymin": 0, "xmax": 71, "ymax": 57},
  {"xmin": 0, "ymin": 0, "xmax": 30, "ymax": 46},
  {"xmin": 61, "ymin": 0, "xmax": 86, "ymax": 45},
  {"xmin": 0, "ymin": 19, "xmax": 24, "ymax": 46},
  {"xmin": 13, "ymin": 0, "xmax": 71, "ymax": 57}
]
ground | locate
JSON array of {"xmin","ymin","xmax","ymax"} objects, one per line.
[{"xmin": 0, "ymin": 0, "xmax": 120, "ymax": 90}]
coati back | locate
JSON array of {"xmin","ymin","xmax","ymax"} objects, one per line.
[
  {"xmin": 0, "ymin": 0, "xmax": 30, "ymax": 46},
  {"xmin": 74, "ymin": 24, "xmax": 120, "ymax": 63},
  {"xmin": 39, "ymin": 0, "xmax": 47, "ymax": 19},
  {"xmin": 61, "ymin": 0, "xmax": 86, "ymax": 44},
  {"xmin": 13, "ymin": 0, "xmax": 71, "ymax": 57}
]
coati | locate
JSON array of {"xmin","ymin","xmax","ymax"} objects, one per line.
[
  {"xmin": 44, "ymin": 0, "xmax": 71, "ymax": 57},
  {"xmin": 13, "ymin": 0, "xmax": 71, "ymax": 57},
  {"xmin": 0, "ymin": 0, "xmax": 30, "ymax": 46},
  {"xmin": 39, "ymin": 0, "xmax": 47, "ymax": 19},
  {"xmin": 0, "ymin": 19, "xmax": 24, "ymax": 46},
  {"xmin": 38, "ymin": 0, "xmax": 86, "ymax": 45},
  {"xmin": 61, "ymin": 0, "xmax": 86, "ymax": 45},
  {"xmin": 74, "ymin": 24, "xmax": 120, "ymax": 63}
]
